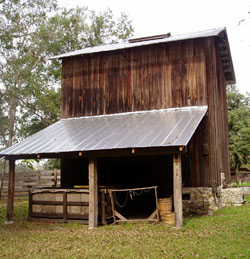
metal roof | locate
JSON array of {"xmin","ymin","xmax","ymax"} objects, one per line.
[
  {"xmin": 49, "ymin": 27, "xmax": 235, "ymax": 84},
  {"xmin": 0, "ymin": 106, "xmax": 207, "ymax": 158},
  {"xmin": 50, "ymin": 28, "xmax": 225, "ymax": 59}
]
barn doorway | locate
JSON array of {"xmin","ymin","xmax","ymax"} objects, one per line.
[{"xmin": 98, "ymin": 155, "xmax": 173, "ymax": 220}]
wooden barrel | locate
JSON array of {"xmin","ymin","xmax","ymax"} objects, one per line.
[
  {"xmin": 158, "ymin": 198, "xmax": 172, "ymax": 212},
  {"xmin": 158, "ymin": 198, "xmax": 173, "ymax": 224},
  {"xmin": 160, "ymin": 212, "xmax": 175, "ymax": 225}
]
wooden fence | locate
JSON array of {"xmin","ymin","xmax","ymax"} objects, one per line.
[
  {"xmin": 0, "ymin": 170, "xmax": 61, "ymax": 197},
  {"xmin": 230, "ymin": 171, "xmax": 250, "ymax": 183}
]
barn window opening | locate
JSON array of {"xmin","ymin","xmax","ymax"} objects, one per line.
[{"xmin": 182, "ymin": 193, "xmax": 190, "ymax": 200}]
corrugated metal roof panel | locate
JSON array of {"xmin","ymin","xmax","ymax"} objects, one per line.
[
  {"xmin": 50, "ymin": 28, "xmax": 225, "ymax": 60},
  {"xmin": 0, "ymin": 106, "xmax": 208, "ymax": 157}
]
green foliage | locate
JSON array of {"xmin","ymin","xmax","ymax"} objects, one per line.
[
  {"xmin": 45, "ymin": 158, "xmax": 61, "ymax": 170},
  {"xmin": 0, "ymin": 0, "xmax": 134, "ymax": 151},
  {"xmin": 232, "ymin": 181, "xmax": 250, "ymax": 187},
  {"xmin": 227, "ymin": 85, "xmax": 250, "ymax": 170},
  {"xmin": 18, "ymin": 159, "xmax": 40, "ymax": 171}
]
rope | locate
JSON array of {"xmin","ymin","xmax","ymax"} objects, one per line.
[
  {"xmin": 133, "ymin": 190, "xmax": 143, "ymax": 196},
  {"xmin": 114, "ymin": 191, "xmax": 129, "ymax": 208},
  {"xmin": 113, "ymin": 187, "xmax": 152, "ymax": 207}
]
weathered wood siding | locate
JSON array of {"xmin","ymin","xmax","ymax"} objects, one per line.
[
  {"xmin": 182, "ymin": 37, "xmax": 230, "ymax": 187},
  {"xmin": 0, "ymin": 170, "xmax": 61, "ymax": 196},
  {"xmin": 61, "ymin": 36, "xmax": 230, "ymax": 187},
  {"xmin": 62, "ymin": 39, "xmax": 207, "ymax": 118}
]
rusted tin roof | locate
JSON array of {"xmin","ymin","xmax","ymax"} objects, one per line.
[{"xmin": 0, "ymin": 106, "xmax": 207, "ymax": 158}]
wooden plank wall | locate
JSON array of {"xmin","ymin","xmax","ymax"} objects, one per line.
[
  {"xmin": 61, "ymin": 36, "xmax": 230, "ymax": 187},
  {"xmin": 215, "ymin": 39, "xmax": 231, "ymax": 185},
  {"xmin": 0, "ymin": 170, "xmax": 61, "ymax": 196},
  {"xmin": 182, "ymin": 37, "xmax": 230, "ymax": 187},
  {"xmin": 61, "ymin": 39, "xmax": 207, "ymax": 118}
]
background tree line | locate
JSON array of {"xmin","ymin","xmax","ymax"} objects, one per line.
[
  {"xmin": 227, "ymin": 85, "xmax": 250, "ymax": 173},
  {"xmin": 0, "ymin": 0, "xmax": 249, "ymax": 174},
  {"xmin": 0, "ymin": 0, "xmax": 133, "ymax": 172}
]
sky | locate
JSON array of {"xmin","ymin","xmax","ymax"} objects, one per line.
[{"xmin": 59, "ymin": 0, "xmax": 250, "ymax": 94}]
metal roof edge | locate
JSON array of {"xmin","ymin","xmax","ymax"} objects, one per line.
[
  {"xmin": 49, "ymin": 28, "xmax": 226, "ymax": 60},
  {"xmin": 61, "ymin": 105, "xmax": 208, "ymax": 121},
  {"xmin": 182, "ymin": 107, "xmax": 208, "ymax": 146},
  {"xmin": 0, "ymin": 106, "xmax": 208, "ymax": 157}
]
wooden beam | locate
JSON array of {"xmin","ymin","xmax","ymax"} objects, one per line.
[
  {"xmin": 3, "ymin": 146, "xmax": 181, "ymax": 160},
  {"xmin": 88, "ymin": 158, "xmax": 98, "ymax": 229},
  {"xmin": 173, "ymin": 153, "xmax": 183, "ymax": 229},
  {"xmin": 7, "ymin": 159, "xmax": 15, "ymax": 222},
  {"xmin": 114, "ymin": 210, "xmax": 127, "ymax": 221}
]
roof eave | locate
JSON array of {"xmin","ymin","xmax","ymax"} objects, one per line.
[
  {"xmin": 216, "ymin": 29, "xmax": 236, "ymax": 84},
  {"xmin": 49, "ymin": 27, "xmax": 226, "ymax": 60}
]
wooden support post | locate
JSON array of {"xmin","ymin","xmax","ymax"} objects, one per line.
[
  {"xmin": 154, "ymin": 187, "xmax": 159, "ymax": 221},
  {"xmin": 109, "ymin": 190, "xmax": 116, "ymax": 224},
  {"xmin": 88, "ymin": 158, "xmax": 98, "ymax": 229},
  {"xmin": 7, "ymin": 158, "xmax": 15, "ymax": 222},
  {"xmin": 173, "ymin": 153, "xmax": 183, "ymax": 229},
  {"xmin": 54, "ymin": 170, "xmax": 57, "ymax": 187},
  {"xmin": 101, "ymin": 191, "xmax": 106, "ymax": 225}
]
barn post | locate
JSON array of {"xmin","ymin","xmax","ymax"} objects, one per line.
[
  {"xmin": 6, "ymin": 158, "xmax": 16, "ymax": 223},
  {"xmin": 88, "ymin": 157, "xmax": 98, "ymax": 229},
  {"xmin": 173, "ymin": 153, "xmax": 183, "ymax": 229}
]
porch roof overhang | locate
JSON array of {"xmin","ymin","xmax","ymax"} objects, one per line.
[{"xmin": 0, "ymin": 106, "xmax": 207, "ymax": 160}]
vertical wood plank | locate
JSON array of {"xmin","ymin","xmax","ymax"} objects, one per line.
[
  {"xmin": 173, "ymin": 153, "xmax": 183, "ymax": 229},
  {"xmin": 63, "ymin": 192, "xmax": 67, "ymax": 223},
  {"xmin": 205, "ymin": 37, "xmax": 218, "ymax": 187},
  {"xmin": 88, "ymin": 158, "xmax": 98, "ymax": 229},
  {"xmin": 154, "ymin": 187, "xmax": 159, "ymax": 221},
  {"xmin": 101, "ymin": 191, "xmax": 106, "ymax": 225},
  {"xmin": 7, "ymin": 158, "xmax": 15, "ymax": 222},
  {"xmin": 215, "ymin": 42, "xmax": 230, "ymax": 184},
  {"xmin": 73, "ymin": 57, "xmax": 81, "ymax": 117},
  {"xmin": 165, "ymin": 45, "xmax": 172, "ymax": 108},
  {"xmin": 28, "ymin": 189, "xmax": 32, "ymax": 219},
  {"xmin": 109, "ymin": 190, "xmax": 116, "ymax": 224}
]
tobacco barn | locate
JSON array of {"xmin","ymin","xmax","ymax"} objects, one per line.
[{"xmin": 0, "ymin": 27, "xmax": 236, "ymax": 228}]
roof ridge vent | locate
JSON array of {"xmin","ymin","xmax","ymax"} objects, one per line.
[{"xmin": 128, "ymin": 33, "xmax": 171, "ymax": 43}]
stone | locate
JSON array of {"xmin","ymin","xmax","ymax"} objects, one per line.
[{"xmin": 182, "ymin": 187, "xmax": 244, "ymax": 216}]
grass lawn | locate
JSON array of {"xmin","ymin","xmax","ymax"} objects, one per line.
[{"xmin": 0, "ymin": 196, "xmax": 249, "ymax": 259}]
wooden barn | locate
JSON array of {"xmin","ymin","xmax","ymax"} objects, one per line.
[{"xmin": 0, "ymin": 27, "xmax": 235, "ymax": 228}]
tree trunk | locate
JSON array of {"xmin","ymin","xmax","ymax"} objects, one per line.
[{"xmin": 8, "ymin": 97, "xmax": 17, "ymax": 148}]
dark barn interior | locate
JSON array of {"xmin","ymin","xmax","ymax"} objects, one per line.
[{"xmin": 61, "ymin": 155, "xmax": 173, "ymax": 219}]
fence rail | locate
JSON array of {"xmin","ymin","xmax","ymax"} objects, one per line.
[
  {"xmin": 0, "ymin": 170, "xmax": 61, "ymax": 197},
  {"xmin": 230, "ymin": 171, "xmax": 250, "ymax": 183}
]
